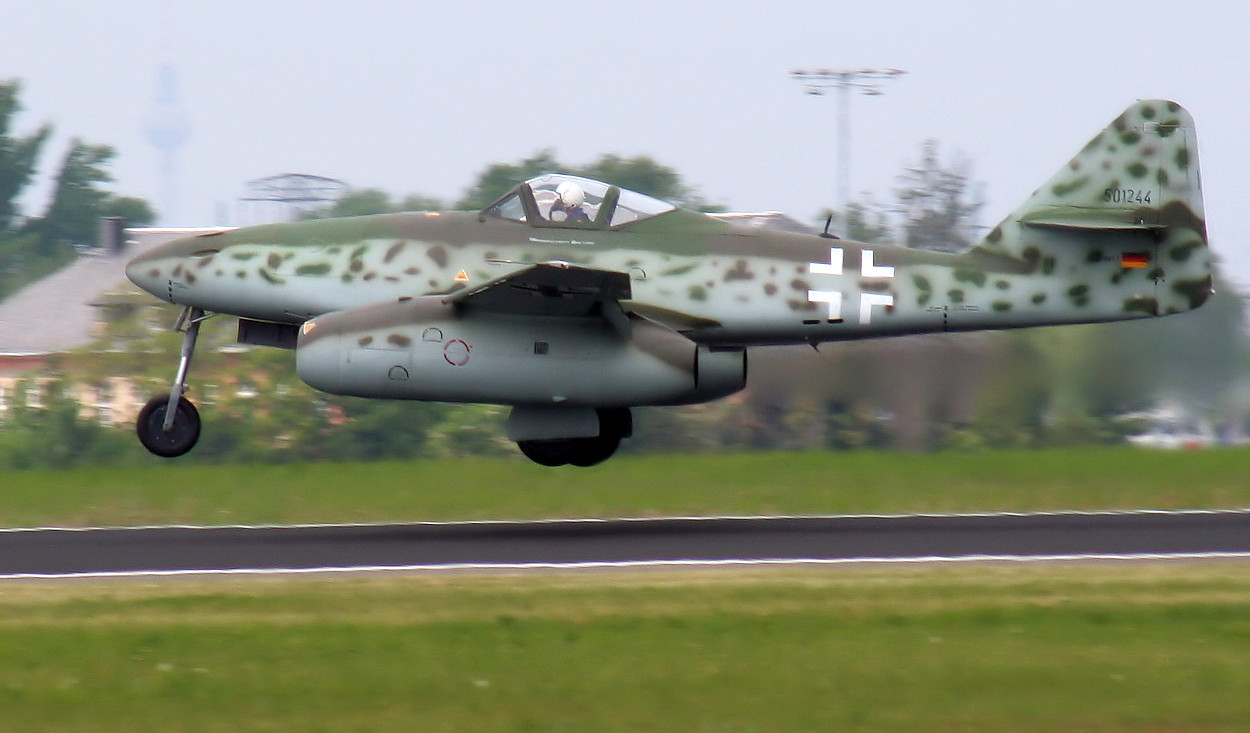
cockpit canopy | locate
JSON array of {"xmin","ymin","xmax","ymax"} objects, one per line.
[{"xmin": 482, "ymin": 174, "xmax": 676, "ymax": 229}]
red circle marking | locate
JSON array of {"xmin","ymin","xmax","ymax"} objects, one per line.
[{"xmin": 443, "ymin": 339, "xmax": 470, "ymax": 366}]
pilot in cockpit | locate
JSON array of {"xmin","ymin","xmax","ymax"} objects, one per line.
[{"xmin": 549, "ymin": 181, "xmax": 590, "ymax": 223}]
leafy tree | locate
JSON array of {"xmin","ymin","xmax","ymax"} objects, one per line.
[
  {"xmin": 0, "ymin": 134, "xmax": 135, "ymax": 300},
  {"xmin": 578, "ymin": 154, "xmax": 684, "ymax": 198},
  {"xmin": 1032, "ymin": 271, "xmax": 1248, "ymax": 426},
  {"xmin": 0, "ymin": 231, "xmax": 62, "ymax": 301},
  {"xmin": 304, "ymin": 188, "xmax": 445, "ymax": 219},
  {"xmin": 819, "ymin": 198, "xmax": 893, "ymax": 243},
  {"xmin": 456, "ymin": 151, "xmax": 722, "ymax": 211},
  {"xmin": 102, "ymin": 195, "xmax": 156, "ymax": 226},
  {"xmin": 0, "ymin": 80, "xmax": 51, "ymax": 232},
  {"xmin": 894, "ymin": 139, "xmax": 983, "ymax": 253},
  {"xmin": 456, "ymin": 150, "xmax": 563, "ymax": 210},
  {"xmin": 577, "ymin": 154, "xmax": 722, "ymax": 211},
  {"xmin": 29, "ymin": 139, "xmax": 116, "ymax": 249},
  {"xmin": 325, "ymin": 188, "xmax": 394, "ymax": 218},
  {"xmin": 396, "ymin": 194, "xmax": 443, "ymax": 212},
  {"xmin": 313, "ymin": 399, "xmax": 444, "ymax": 461},
  {"xmin": 844, "ymin": 199, "xmax": 893, "ymax": 244},
  {"xmin": 0, "ymin": 376, "xmax": 133, "ymax": 469}
]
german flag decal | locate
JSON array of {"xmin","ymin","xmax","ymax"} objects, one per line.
[{"xmin": 1120, "ymin": 252, "xmax": 1150, "ymax": 269}]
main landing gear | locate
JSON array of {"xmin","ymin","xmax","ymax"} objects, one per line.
[
  {"xmin": 136, "ymin": 306, "xmax": 208, "ymax": 458},
  {"xmin": 516, "ymin": 407, "xmax": 632, "ymax": 467}
]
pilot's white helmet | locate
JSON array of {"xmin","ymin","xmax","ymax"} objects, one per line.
[{"xmin": 556, "ymin": 180, "xmax": 585, "ymax": 208}]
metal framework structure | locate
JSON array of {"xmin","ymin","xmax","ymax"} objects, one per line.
[
  {"xmin": 240, "ymin": 173, "xmax": 349, "ymax": 221},
  {"xmin": 790, "ymin": 68, "xmax": 906, "ymax": 234}
]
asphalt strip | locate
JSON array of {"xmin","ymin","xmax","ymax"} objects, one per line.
[
  {"xmin": 4, "ymin": 552, "xmax": 1250, "ymax": 581},
  {"xmin": 2, "ymin": 508, "xmax": 1250, "ymax": 580}
]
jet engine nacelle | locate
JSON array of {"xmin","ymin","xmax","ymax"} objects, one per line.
[{"xmin": 295, "ymin": 297, "xmax": 746, "ymax": 407}]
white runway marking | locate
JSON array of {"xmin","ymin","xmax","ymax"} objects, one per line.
[
  {"xmin": 4, "ymin": 508, "xmax": 1249, "ymax": 581},
  {"xmin": 3, "ymin": 552, "xmax": 1250, "ymax": 581}
]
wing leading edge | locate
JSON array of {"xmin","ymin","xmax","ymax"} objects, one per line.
[
  {"xmin": 445, "ymin": 263, "xmax": 631, "ymax": 318},
  {"xmin": 445, "ymin": 262, "xmax": 723, "ymax": 332}
]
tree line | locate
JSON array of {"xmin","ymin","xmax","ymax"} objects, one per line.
[{"xmin": 0, "ymin": 80, "xmax": 154, "ymax": 302}]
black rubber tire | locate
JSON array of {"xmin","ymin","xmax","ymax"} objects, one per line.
[
  {"xmin": 567, "ymin": 408, "xmax": 631, "ymax": 466},
  {"xmin": 518, "ymin": 408, "xmax": 632, "ymax": 467},
  {"xmin": 565, "ymin": 434, "xmax": 621, "ymax": 467},
  {"xmin": 517, "ymin": 439, "xmax": 574, "ymax": 467},
  {"xmin": 136, "ymin": 394, "xmax": 202, "ymax": 458}
]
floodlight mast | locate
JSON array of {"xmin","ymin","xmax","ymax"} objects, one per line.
[{"xmin": 790, "ymin": 68, "xmax": 905, "ymax": 236}]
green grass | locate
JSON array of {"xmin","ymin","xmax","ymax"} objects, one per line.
[
  {"xmin": 4, "ymin": 450, "xmax": 1250, "ymax": 730},
  {"xmin": 1, "ymin": 446, "xmax": 1248, "ymax": 528},
  {"xmin": 1, "ymin": 564, "xmax": 1249, "ymax": 731}
]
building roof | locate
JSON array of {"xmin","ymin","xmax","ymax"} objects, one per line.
[{"xmin": 0, "ymin": 228, "xmax": 225, "ymax": 355}]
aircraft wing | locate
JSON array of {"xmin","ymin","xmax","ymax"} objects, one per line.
[
  {"xmin": 443, "ymin": 262, "xmax": 632, "ymax": 318},
  {"xmin": 445, "ymin": 262, "xmax": 723, "ymax": 332},
  {"xmin": 445, "ymin": 262, "xmax": 725, "ymax": 333}
]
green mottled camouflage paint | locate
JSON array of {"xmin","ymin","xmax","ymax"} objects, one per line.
[{"xmin": 128, "ymin": 101, "xmax": 1210, "ymax": 347}]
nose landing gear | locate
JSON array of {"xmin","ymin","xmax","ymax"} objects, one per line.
[
  {"xmin": 136, "ymin": 306, "xmax": 208, "ymax": 458},
  {"xmin": 136, "ymin": 393, "xmax": 201, "ymax": 457}
]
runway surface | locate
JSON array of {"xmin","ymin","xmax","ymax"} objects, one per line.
[{"xmin": 3, "ymin": 509, "xmax": 1250, "ymax": 579}]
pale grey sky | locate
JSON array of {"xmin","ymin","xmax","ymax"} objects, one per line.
[{"xmin": 4, "ymin": 1, "xmax": 1248, "ymax": 282}]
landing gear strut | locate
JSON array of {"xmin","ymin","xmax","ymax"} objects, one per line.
[
  {"xmin": 136, "ymin": 307, "xmax": 207, "ymax": 458},
  {"xmin": 516, "ymin": 408, "xmax": 632, "ymax": 467}
]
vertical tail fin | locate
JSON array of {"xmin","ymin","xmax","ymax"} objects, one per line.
[{"xmin": 978, "ymin": 100, "xmax": 1211, "ymax": 315}]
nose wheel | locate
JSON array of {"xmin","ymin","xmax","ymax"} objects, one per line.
[
  {"xmin": 136, "ymin": 306, "xmax": 208, "ymax": 458},
  {"xmin": 136, "ymin": 393, "xmax": 201, "ymax": 457}
]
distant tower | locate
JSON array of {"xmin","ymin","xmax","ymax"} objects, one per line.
[{"xmin": 145, "ymin": 64, "xmax": 191, "ymax": 225}]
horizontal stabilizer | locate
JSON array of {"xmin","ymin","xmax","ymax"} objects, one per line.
[{"xmin": 1017, "ymin": 206, "xmax": 1165, "ymax": 232}]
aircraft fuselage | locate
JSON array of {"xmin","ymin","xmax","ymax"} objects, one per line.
[
  {"xmin": 124, "ymin": 100, "xmax": 1213, "ymax": 466},
  {"xmin": 126, "ymin": 208, "xmax": 1205, "ymax": 349}
]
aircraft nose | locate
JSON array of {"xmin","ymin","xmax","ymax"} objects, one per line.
[
  {"xmin": 126, "ymin": 248, "xmax": 166, "ymax": 298},
  {"xmin": 126, "ymin": 235, "xmax": 199, "ymax": 299}
]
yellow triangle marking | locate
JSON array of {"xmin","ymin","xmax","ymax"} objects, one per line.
[{"xmin": 454, "ymin": 270, "xmax": 469, "ymax": 282}]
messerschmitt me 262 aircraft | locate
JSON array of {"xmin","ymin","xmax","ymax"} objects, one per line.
[{"xmin": 127, "ymin": 100, "xmax": 1211, "ymax": 466}]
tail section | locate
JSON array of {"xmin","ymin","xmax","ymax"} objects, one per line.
[{"xmin": 976, "ymin": 100, "xmax": 1211, "ymax": 317}]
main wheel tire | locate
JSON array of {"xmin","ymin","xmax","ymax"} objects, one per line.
[
  {"xmin": 566, "ymin": 408, "xmax": 631, "ymax": 467},
  {"xmin": 517, "ymin": 439, "xmax": 575, "ymax": 467},
  {"xmin": 136, "ymin": 394, "xmax": 202, "ymax": 458},
  {"xmin": 517, "ymin": 409, "xmax": 632, "ymax": 467},
  {"xmin": 565, "ymin": 435, "xmax": 620, "ymax": 467}
]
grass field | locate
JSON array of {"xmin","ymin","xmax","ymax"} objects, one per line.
[
  {"xmin": 2, "ymin": 446, "xmax": 1248, "ymax": 528},
  {"xmin": 1, "ymin": 564, "xmax": 1249, "ymax": 731},
  {"xmin": 4, "ymin": 448, "xmax": 1250, "ymax": 730}
]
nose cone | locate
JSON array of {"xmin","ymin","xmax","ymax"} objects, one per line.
[
  {"xmin": 126, "ymin": 248, "xmax": 165, "ymax": 298},
  {"xmin": 126, "ymin": 230, "xmax": 227, "ymax": 299}
]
